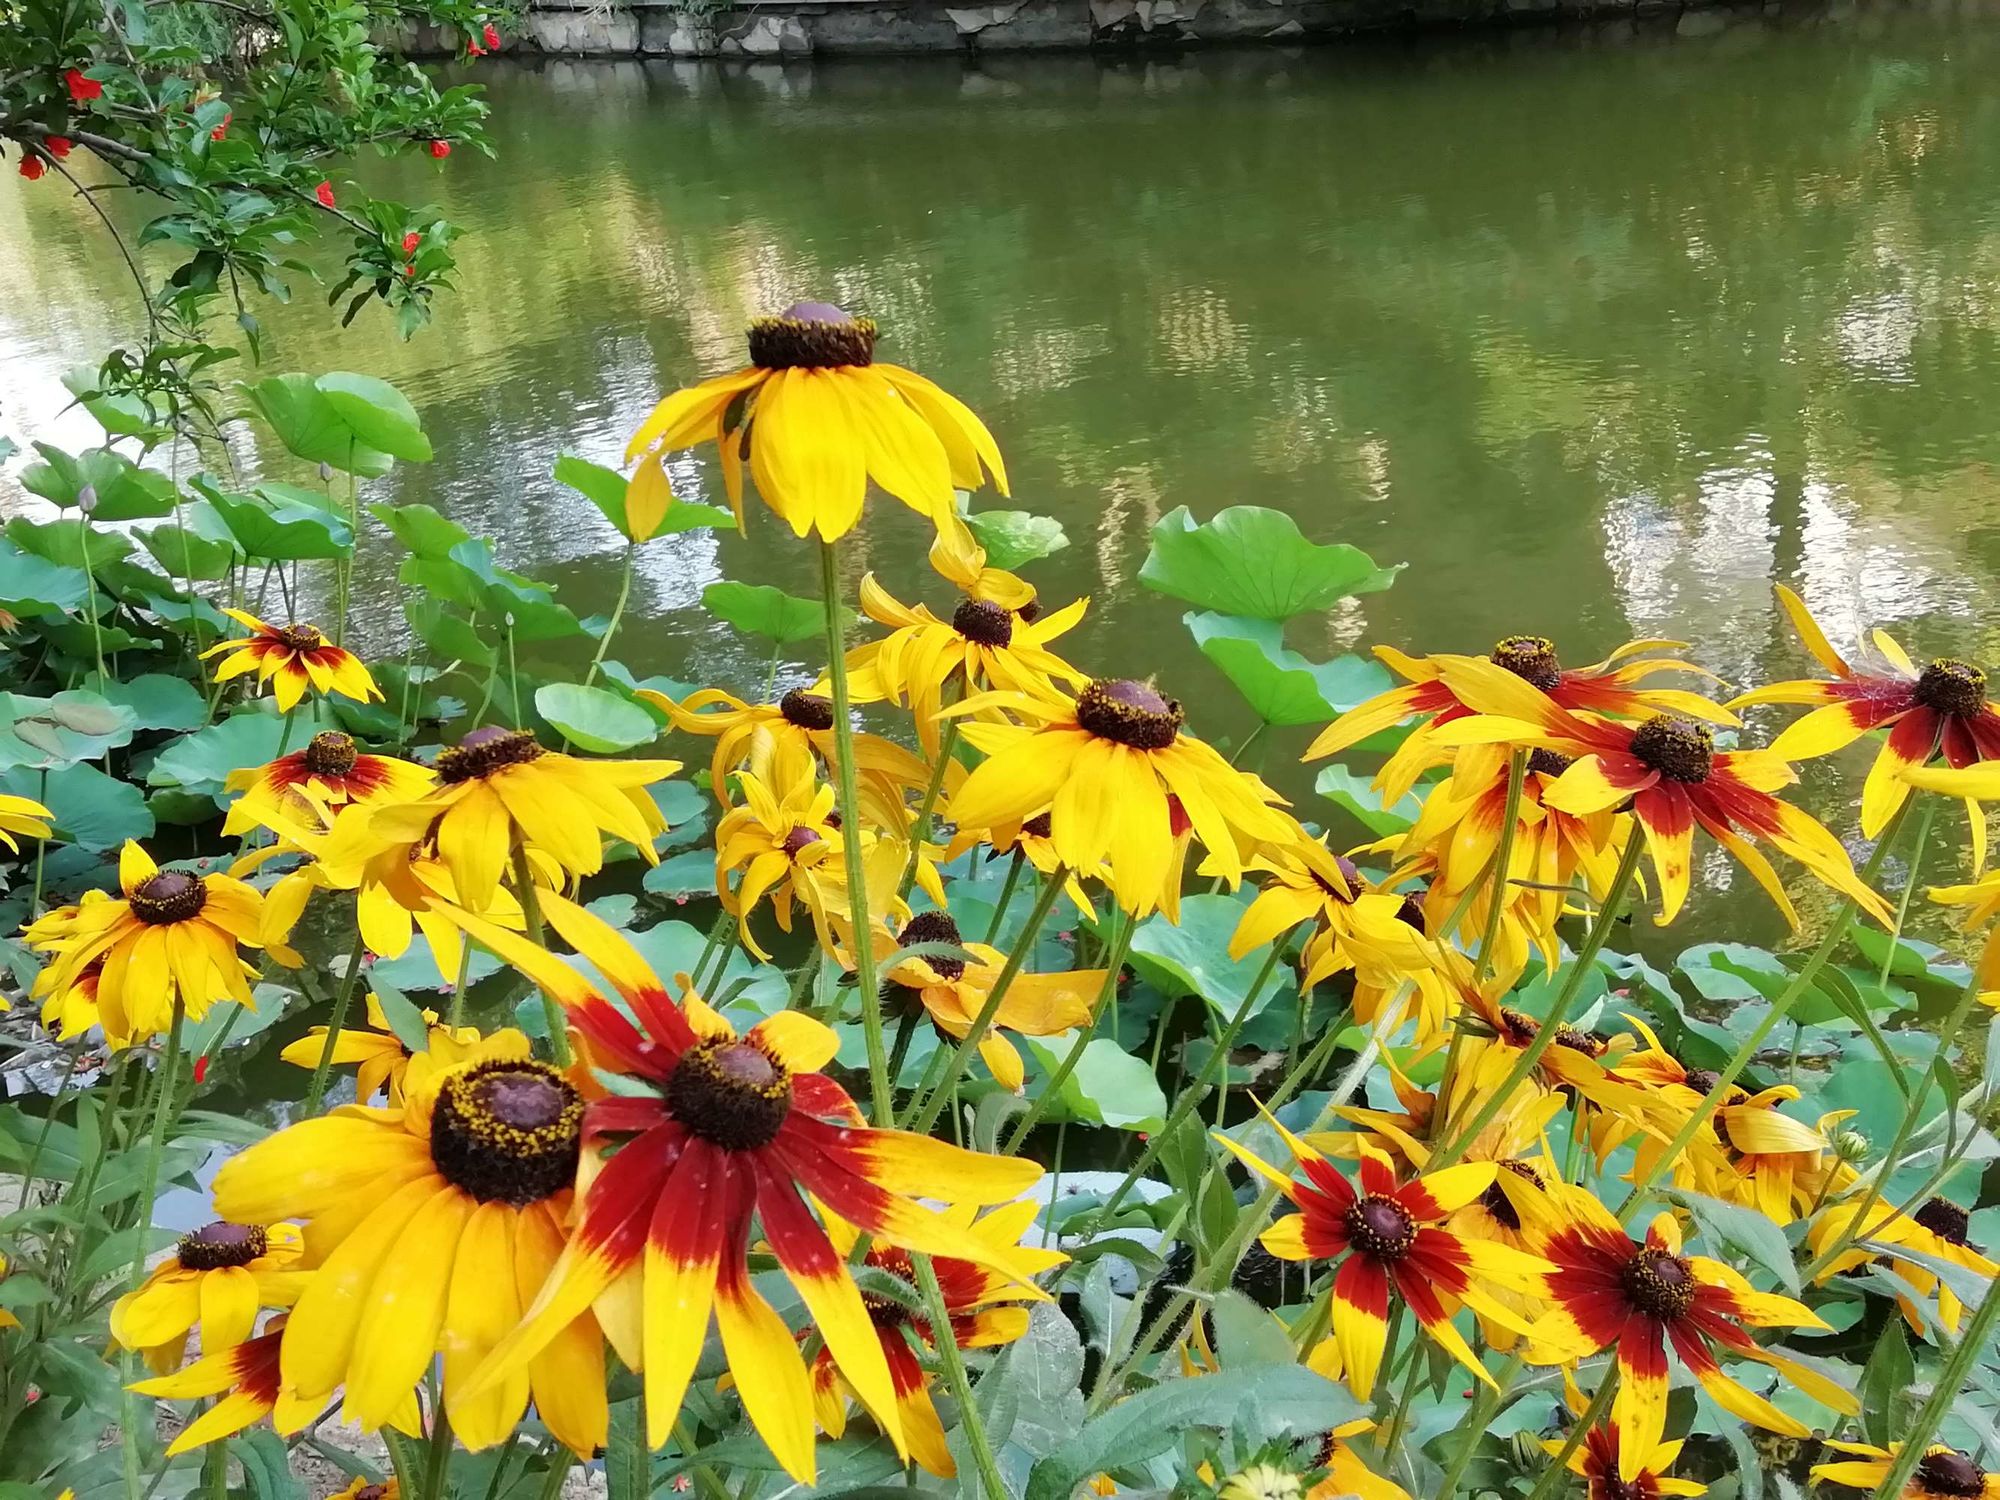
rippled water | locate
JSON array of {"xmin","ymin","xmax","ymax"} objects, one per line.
[{"xmin": 7, "ymin": 7, "xmax": 2000, "ymax": 936}]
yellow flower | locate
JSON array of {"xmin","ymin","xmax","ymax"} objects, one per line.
[
  {"xmin": 0, "ymin": 791, "xmax": 51, "ymax": 851},
  {"xmin": 715, "ymin": 764, "xmax": 893, "ymax": 960},
  {"xmin": 27, "ymin": 842, "xmax": 266, "ymax": 1038},
  {"xmin": 360, "ymin": 726, "xmax": 679, "ymax": 911},
  {"xmin": 278, "ymin": 992, "xmax": 482, "ymax": 1105},
  {"xmin": 1813, "ymin": 1441, "xmax": 2000, "ymax": 1499},
  {"xmin": 0, "ymin": 1251, "xmax": 19, "ymax": 1332},
  {"xmin": 222, "ymin": 730, "xmax": 434, "ymax": 840},
  {"xmin": 874, "ymin": 911, "xmax": 1100, "ymax": 1092},
  {"xmin": 946, "ymin": 679, "xmax": 1293, "ymax": 918},
  {"xmin": 623, "ymin": 301, "xmax": 1007, "ymax": 541},
  {"xmin": 1807, "ymin": 1195, "xmax": 1997, "ymax": 1337},
  {"xmin": 1309, "ymin": 1420, "xmax": 1412, "ymax": 1500},
  {"xmin": 110, "ymin": 1221, "xmax": 307, "ymax": 1372},
  {"xmin": 200, "ymin": 609, "xmax": 380, "ymax": 712},
  {"xmin": 210, "ymin": 1031, "xmax": 609, "ymax": 1455}
]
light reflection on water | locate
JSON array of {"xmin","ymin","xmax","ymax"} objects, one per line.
[{"xmin": 6, "ymin": 8, "xmax": 2000, "ymax": 938}]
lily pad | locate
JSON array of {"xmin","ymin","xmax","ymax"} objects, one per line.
[
  {"xmin": 81, "ymin": 673, "xmax": 206, "ymax": 733},
  {"xmin": 702, "ymin": 582, "xmax": 837, "ymax": 646},
  {"xmin": 1139, "ymin": 505, "xmax": 1400, "ymax": 620},
  {"xmin": 196, "ymin": 479, "xmax": 354, "ymax": 561},
  {"xmin": 1021, "ymin": 1035, "xmax": 1166, "ymax": 1132},
  {"xmin": 964, "ymin": 509, "xmax": 1068, "ymax": 570},
  {"xmin": 535, "ymin": 683, "xmax": 660, "ymax": 755},
  {"xmin": 1, "ymin": 763, "xmax": 152, "ymax": 850},
  {"xmin": 1184, "ymin": 612, "xmax": 1392, "ymax": 726},
  {"xmin": 0, "ymin": 542, "xmax": 88, "ymax": 618},
  {"xmin": 240, "ymin": 374, "xmax": 395, "ymax": 476},
  {"xmin": 5, "ymin": 517, "xmax": 131, "ymax": 571},
  {"xmin": 1314, "ymin": 764, "xmax": 1427, "ymax": 836},
  {"xmin": 315, "ymin": 372, "xmax": 433, "ymax": 463},
  {"xmin": 554, "ymin": 453, "xmax": 733, "ymax": 544},
  {"xmin": 1128, "ymin": 891, "xmax": 1291, "ymax": 1020},
  {"xmin": 17, "ymin": 443, "xmax": 179, "ymax": 521},
  {"xmin": 147, "ymin": 712, "xmax": 295, "ymax": 801},
  {"xmin": 140, "ymin": 523, "xmax": 237, "ymax": 581},
  {"xmin": 373, "ymin": 501, "xmax": 470, "ymax": 559}
]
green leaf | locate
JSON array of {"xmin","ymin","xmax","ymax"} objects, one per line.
[
  {"xmin": 147, "ymin": 712, "xmax": 291, "ymax": 800},
  {"xmin": 63, "ymin": 366, "xmax": 157, "ymax": 438},
  {"xmin": 1024, "ymin": 1364, "xmax": 1360, "ymax": 1500},
  {"xmin": 18, "ymin": 443, "xmax": 179, "ymax": 520},
  {"xmin": 240, "ymin": 374, "xmax": 394, "ymax": 475},
  {"xmin": 83, "ymin": 673, "xmax": 207, "ymax": 732},
  {"xmin": 964, "ymin": 509, "xmax": 1069, "ymax": 569},
  {"xmin": 1139, "ymin": 505, "xmax": 1400, "ymax": 620},
  {"xmin": 1314, "ymin": 764, "xmax": 1427, "ymax": 836},
  {"xmin": 534, "ymin": 683, "xmax": 661, "ymax": 754},
  {"xmin": 1129, "ymin": 891, "xmax": 1290, "ymax": 1020},
  {"xmin": 1020, "ymin": 1036, "xmax": 1166, "ymax": 1132},
  {"xmin": 1660, "ymin": 1187, "xmax": 1800, "ymax": 1295},
  {"xmin": 1184, "ymin": 612, "xmax": 1393, "ymax": 726},
  {"xmin": 373, "ymin": 501, "xmax": 470, "ymax": 558},
  {"xmin": 371, "ymin": 982, "xmax": 432, "ymax": 1053},
  {"xmin": 0, "ymin": 540, "xmax": 88, "ymax": 616},
  {"xmin": 140, "ymin": 522, "xmax": 238, "ymax": 581},
  {"xmin": 1858, "ymin": 1317, "xmax": 1915, "ymax": 1447},
  {"xmin": 5, "ymin": 517, "xmax": 132, "ymax": 571},
  {"xmin": 0, "ymin": 762, "xmax": 151, "ymax": 850},
  {"xmin": 201, "ymin": 481, "xmax": 355, "ymax": 560},
  {"xmin": 316, "ymin": 372, "xmax": 432, "ymax": 463},
  {"xmin": 702, "ymin": 581, "xmax": 835, "ymax": 645},
  {"xmin": 1211, "ymin": 1288, "xmax": 1294, "ymax": 1368}
]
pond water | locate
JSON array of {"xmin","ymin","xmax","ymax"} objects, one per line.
[{"xmin": 6, "ymin": 7, "xmax": 2000, "ymax": 940}]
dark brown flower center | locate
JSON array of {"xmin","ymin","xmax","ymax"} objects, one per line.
[
  {"xmin": 1497, "ymin": 1007, "xmax": 1541, "ymax": 1047},
  {"xmin": 779, "ymin": 689, "xmax": 834, "ymax": 731},
  {"xmin": 1021, "ymin": 813, "xmax": 1053, "ymax": 839},
  {"xmin": 177, "ymin": 1220, "xmax": 267, "ymax": 1271},
  {"xmin": 1395, "ymin": 891, "xmax": 1427, "ymax": 932},
  {"xmin": 1683, "ymin": 1068, "xmax": 1721, "ymax": 1096},
  {"xmin": 1492, "ymin": 635, "xmax": 1562, "ymax": 691},
  {"xmin": 1915, "ymin": 1197, "xmax": 1973, "ymax": 1247},
  {"xmin": 1598, "ymin": 1475, "xmax": 1652, "ymax": 1500},
  {"xmin": 1343, "ymin": 1194, "xmax": 1416, "ymax": 1260},
  {"xmin": 952, "ymin": 598, "xmax": 1014, "ymax": 648},
  {"xmin": 781, "ymin": 825, "xmax": 822, "ymax": 857},
  {"xmin": 436, "ymin": 726, "xmax": 544, "ymax": 783},
  {"xmin": 747, "ymin": 302, "xmax": 877, "ymax": 369},
  {"xmin": 353, "ymin": 1488, "xmax": 390, "ymax": 1500},
  {"xmin": 1528, "ymin": 748, "xmax": 1575, "ymax": 779},
  {"xmin": 1017, "ymin": 599, "xmax": 1044, "ymax": 625},
  {"xmin": 1553, "ymin": 1026, "xmax": 1608, "ymax": 1057},
  {"xmin": 1917, "ymin": 1451, "xmax": 1987, "ymax": 1498},
  {"xmin": 132, "ymin": 871, "xmax": 207, "ymax": 925},
  {"xmin": 897, "ymin": 910, "xmax": 965, "ymax": 981},
  {"xmin": 274, "ymin": 623, "xmax": 325, "ymax": 652},
  {"xmin": 1914, "ymin": 659, "xmax": 1988, "ymax": 719},
  {"xmin": 304, "ymin": 730, "xmax": 359, "ymax": 778},
  {"xmin": 429, "ymin": 1061, "xmax": 583, "ymax": 1205},
  {"xmin": 1620, "ymin": 1246, "xmax": 1696, "ymax": 1320},
  {"xmin": 665, "ymin": 1039, "xmax": 792, "ymax": 1150},
  {"xmin": 1630, "ymin": 716, "xmax": 1713, "ymax": 783},
  {"xmin": 1074, "ymin": 678, "xmax": 1184, "ymax": 750},
  {"xmin": 1480, "ymin": 1160, "xmax": 1544, "ymax": 1233},
  {"xmin": 1313, "ymin": 853, "xmax": 1365, "ymax": 904}
]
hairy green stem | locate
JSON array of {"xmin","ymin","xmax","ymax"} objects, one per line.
[
  {"xmin": 305, "ymin": 929, "xmax": 369, "ymax": 1114},
  {"xmin": 584, "ymin": 543, "xmax": 636, "ymax": 688},
  {"xmin": 914, "ymin": 1253, "xmax": 1008, "ymax": 1499},
  {"xmin": 513, "ymin": 844, "xmax": 572, "ymax": 1066},
  {"xmin": 1521, "ymin": 1363, "xmax": 1619, "ymax": 1500},
  {"xmin": 1868, "ymin": 1271, "xmax": 2000, "ymax": 1499}
]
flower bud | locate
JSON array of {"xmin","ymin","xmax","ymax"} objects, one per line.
[
  {"xmin": 318, "ymin": 461, "xmax": 333, "ymax": 482},
  {"xmin": 1835, "ymin": 1128, "xmax": 1870, "ymax": 1163},
  {"xmin": 76, "ymin": 483, "xmax": 97, "ymax": 514}
]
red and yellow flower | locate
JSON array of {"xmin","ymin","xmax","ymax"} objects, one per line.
[
  {"xmin": 434, "ymin": 890, "xmax": 1055, "ymax": 1483},
  {"xmin": 1813, "ymin": 1442, "xmax": 2000, "ymax": 1499},
  {"xmin": 201, "ymin": 610, "xmax": 380, "ymax": 713},
  {"xmin": 222, "ymin": 730, "xmax": 433, "ymax": 840},
  {"xmin": 1547, "ymin": 1422, "xmax": 1706, "ymax": 1500}
]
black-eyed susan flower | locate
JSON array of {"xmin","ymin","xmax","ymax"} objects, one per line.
[
  {"xmin": 1807, "ymin": 1195, "xmax": 1997, "ymax": 1338},
  {"xmin": 222, "ymin": 730, "xmax": 434, "ymax": 840},
  {"xmin": 201, "ymin": 610, "xmax": 381, "ymax": 713},
  {"xmin": 278, "ymin": 992, "xmax": 482, "ymax": 1105},
  {"xmin": 1814, "ymin": 1441, "xmax": 2000, "ymax": 1499},
  {"xmin": 362, "ymin": 726, "xmax": 678, "ymax": 911},
  {"xmin": 715, "ymin": 764, "xmax": 865, "ymax": 961},
  {"xmin": 130, "ymin": 1323, "xmax": 371, "ymax": 1456},
  {"xmin": 1732, "ymin": 585, "xmax": 2000, "ymax": 840},
  {"xmin": 1305, "ymin": 635, "xmax": 1730, "ymax": 800},
  {"xmin": 1527, "ymin": 1188, "xmax": 1853, "ymax": 1480},
  {"xmin": 332, "ymin": 1480, "xmax": 399, "ymax": 1500},
  {"xmin": 946, "ymin": 679, "xmax": 1293, "ymax": 918},
  {"xmin": 1215, "ymin": 1125, "xmax": 1549, "ymax": 1401},
  {"xmin": 28, "ymin": 842, "xmax": 266, "ymax": 1039},
  {"xmin": 647, "ymin": 686, "xmax": 928, "ymax": 821},
  {"xmin": 28, "ymin": 897, "xmax": 119, "ymax": 1044},
  {"xmin": 1548, "ymin": 1422, "xmax": 1706, "ymax": 1500},
  {"xmin": 111, "ymin": 1221, "xmax": 307, "ymax": 1373},
  {"xmin": 433, "ymin": 891, "xmax": 1054, "ymax": 1484},
  {"xmin": 815, "ymin": 1201, "xmax": 1062, "ymax": 1477},
  {"xmin": 944, "ymin": 809, "xmax": 1102, "ymax": 921},
  {"xmin": 1307, "ymin": 1422, "xmax": 1411, "ymax": 1500},
  {"xmin": 1434, "ymin": 656, "xmax": 1892, "ymax": 928},
  {"xmin": 209, "ymin": 1030, "xmax": 609, "ymax": 1455},
  {"xmin": 623, "ymin": 301, "xmax": 1007, "ymax": 541},
  {"xmin": 873, "ymin": 911, "xmax": 1099, "ymax": 1092},
  {"xmin": 0, "ymin": 791, "xmax": 51, "ymax": 851}
]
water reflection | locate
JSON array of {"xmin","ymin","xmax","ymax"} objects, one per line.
[{"xmin": 5, "ymin": 8, "xmax": 2000, "ymax": 932}]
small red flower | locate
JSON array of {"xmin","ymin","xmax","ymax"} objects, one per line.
[
  {"xmin": 426, "ymin": 139, "xmax": 451, "ymax": 159},
  {"xmin": 211, "ymin": 112, "xmax": 231, "ymax": 142},
  {"xmin": 18, "ymin": 155, "xmax": 45, "ymax": 181},
  {"xmin": 193, "ymin": 1055, "xmax": 210, "ymax": 1085},
  {"xmin": 402, "ymin": 264, "xmax": 416, "ymax": 279},
  {"xmin": 465, "ymin": 38, "xmax": 485, "ymax": 57},
  {"xmin": 45, "ymin": 136, "xmax": 71, "ymax": 159},
  {"xmin": 483, "ymin": 21, "xmax": 501, "ymax": 47},
  {"xmin": 401, "ymin": 230, "xmax": 421, "ymax": 255},
  {"xmin": 314, "ymin": 179, "xmax": 335, "ymax": 209},
  {"xmin": 65, "ymin": 68, "xmax": 102, "ymax": 104}
]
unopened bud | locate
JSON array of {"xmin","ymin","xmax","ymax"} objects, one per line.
[
  {"xmin": 318, "ymin": 461, "xmax": 334, "ymax": 482},
  {"xmin": 1507, "ymin": 1431, "xmax": 1546, "ymax": 1475},
  {"xmin": 1835, "ymin": 1129, "xmax": 1871, "ymax": 1163},
  {"xmin": 76, "ymin": 483, "xmax": 97, "ymax": 513}
]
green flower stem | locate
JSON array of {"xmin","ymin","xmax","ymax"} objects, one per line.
[
  {"xmin": 818, "ymin": 539, "xmax": 892, "ymax": 1125},
  {"xmin": 584, "ymin": 542, "xmax": 636, "ymax": 688},
  {"xmin": 80, "ymin": 513, "xmax": 108, "ymax": 682},
  {"xmin": 671, "ymin": 1421, "xmax": 731, "ymax": 1500},
  {"xmin": 689, "ymin": 907, "xmax": 734, "ymax": 995},
  {"xmin": 900, "ymin": 861, "xmax": 1068, "ymax": 1133},
  {"xmin": 983, "ymin": 849, "xmax": 1026, "ymax": 943},
  {"xmin": 513, "ymin": 844, "xmax": 572, "ymax": 1066},
  {"xmin": 1432, "ymin": 834, "xmax": 1646, "ymax": 1171},
  {"xmin": 1001, "ymin": 912, "xmax": 1138, "ymax": 1154},
  {"xmin": 898, "ymin": 715, "xmax": 960, "ymax": 901},
  {"xmin": 421, "ymin": 1401, "xmax": 455, "ymax": 1500},
  {"xmin": 1071, "ymin": 927, "xmax": 1301, "ymax": 1237},
  {"xmin": 914, "ymin": 1252, "xmax": 1008, "ymax": 1499},
  {"xmin": 1088, "ymin": 1010, "xmax": 1379, "ymax": 1413},
  {"xmin": 1429, "ymin": 1358, "xmax": 1527, "ymax": 1500},
  {"xmin": 445, "ymin": 930, "xmax": 476, "ymax": 1029},
  {"xmin": 1520, "ymin": 1362, "xmax": 1619, "ymax": 1500},
  {"xmin": 1374, "ymin": 1312, "xmax": 1427, "ymax": 1460},
  {"xmin": 1621, "ymin": 801, "xmax": 1912, "ymax": 1227},
  {"xmin": 204, "ymin": 1434, "xmax": 227, "ymax": 1500},
  {"xmin": 124, "ymin": 1000, "xmax": 186, "ymax": 1500},
  {"xmin": 18, "ymin": 1048, "xmax": 84, "ymax": 1208},
  {"xmin": 1868, "ymin": 1270, "xmax": 2000, "ymax": 1500},
  {"xmin": 534, "ymin": 1450, "xmax": 574, "ymax": 1500},
  {"xmin": 305, "ymin": 929, "xmax": 370, "ymax": 1114},
  {"xmin": 1473, "ymin": 751, "xmax": 1528, "ymax": 983},
  {"xmin": 885, "ymin": 1003, "xmax": 924, "ymax": 1092}
]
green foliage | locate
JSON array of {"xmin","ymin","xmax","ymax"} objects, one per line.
[{"xmin": 1140, "ymin": 504, "xmax": 1400, "ymax": 619}]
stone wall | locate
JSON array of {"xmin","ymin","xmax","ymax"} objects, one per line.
[{"xmin": 394, "ymin": 0, "xmax": 1745, "ymax": 58}]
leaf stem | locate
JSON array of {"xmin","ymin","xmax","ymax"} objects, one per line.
[
  {"xmin": 913, "ymin": 1253, "xmax": 1007, "ymax": 1499},
  {"xmin": 584, "ymin": 543, "xmax": 636, "ymax": 688},
  {"xmin": 305, "ymin": 929, "xmax": 369, "ymax": 1114}
]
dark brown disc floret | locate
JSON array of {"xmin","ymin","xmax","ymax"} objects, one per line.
[
  {"xmin": 1915, "ymin": 1450, "xmax": 1988, "ymax": 1499},
  {"xmin": 952, "ymin": 598, "xmax": 1014, "ymax": 648},
  {"xmin": 131, "ymin": 870, "xmax": 207, "ymax": 926},
  {"xmin": 1630, "ymin": 716, "xmax": 1714, "ymax": 783},
  {"xmin": 1343, "ymin": 1195, "xmax": 1416, "ymax": 1260},
  {"xmin": 176, "ymin": 1220, "xmax": 268, "ymax": 1271},
  {"xmin": 897, "ymin": 910, "xmax": 965, "ymax": 981},
  {"xmin": 1480, "ymin": 1160, "xmax": 1544, "ymax": 1232},
  {"xmin": 436, "ymin": 726, "xmax": 544, "ymax": 783},
  {"xmin": 779, "ymin": 689, "xmax": 835, "ymax": 731},
  {"xmin": 665, "ymin": 1040, "xmax": 792, "ymax": 1151},
  {"xmin": 1492, "ymin": 635, "xmax": 1563, "ymax": 692},
  {"xmin": 1914, "ymin": 1197, "xmax": 1973, "ymax": 1247},
  {"xmin": 1914, "ymin": 659, "xmax": 1988, "ymax": 720},
  {"xmin": 274, "ymin": 623, "xmax": 325, "ymax": 652},
  {"xmin": 429, "ymin": 1061, "xmax": 584, "ymax": 1206},
  {"xmin": 304, "ymin": 730, "xmax": 359, "ymax": 778},
  {"xmin": 747, "ymin": 302, "xmax": 877, "ymax": 369},
  {"xmin": 1528, "ymin": 748, "xmax": 1575, "ymax": 779},
  {"xmin": 1074, "ymin": 679, "xmax": 1184, "ymax": 750},
  {"xmin": 1619, "ymin": 1246, "xmax": 1696, "ymax": 1320}
]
